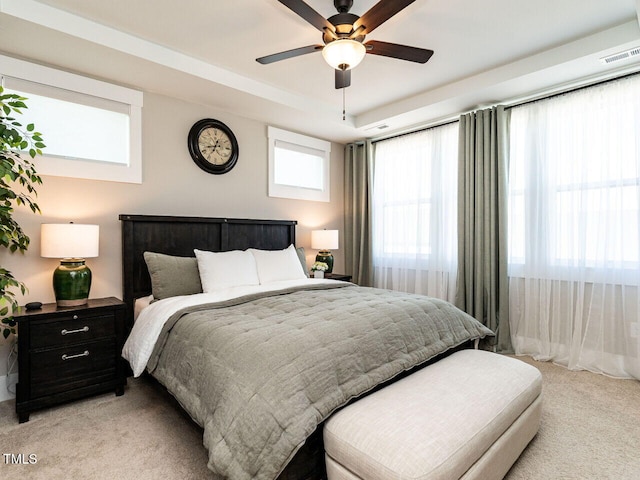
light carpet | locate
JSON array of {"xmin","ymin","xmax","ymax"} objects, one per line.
[{"xmin": 1, "ymin": 356, "xmax": 639, "ymax": 479}]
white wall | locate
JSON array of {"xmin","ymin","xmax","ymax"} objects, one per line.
[{"xmin": 0, "ymin": 91, "xmax": 346, "ymax": 392}]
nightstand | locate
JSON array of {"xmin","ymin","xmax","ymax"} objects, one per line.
[
  {"xmin": 15, "ymin": 297, "xmax": 126, "ymax": 423},
  {"xmin": 324, "ymin": 273, "xmax": 353, "ymax": 282}
]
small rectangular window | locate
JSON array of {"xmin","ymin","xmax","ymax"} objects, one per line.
[
  {"xmin": 6, "ymin": 82, "xmax": 130, "ymax": 166},
  {"xmin": 2, "ymin": 54, "xmax": 143, "ymax": 184},
  {"xmin": 268, "ymin": 126, "xmax": 331, "ymax": 202},
  {"xmin": 274, "ymin": 140, "xmax": 324, "ymax": 190}
]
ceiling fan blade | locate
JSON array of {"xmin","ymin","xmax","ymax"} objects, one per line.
[
  {"xmin": 256, "ymin": 45, "xmax": 323, "ymax": 64},
  {"xmin": 335, "ymin": 69, "xmax": 351, "ymax": 89},
  {"xmin": 277, "ymin": 0, "xmax": 336, "ymax": 33},
  {"xmin": 365, "ymin": 40, "xmax": 434, "ymax": 63},
  {"xmin": 353, "ymin": 0, "xmax": 416, "ymax": 35}
]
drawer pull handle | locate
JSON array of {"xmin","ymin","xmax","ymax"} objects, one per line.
[
  {"xmin": 61, "ymin": 350, "xmax": 90, "ymax": 361},
  {"xmin": 61, "ymin": 326, "xmax": 89, "ymax": 336}
]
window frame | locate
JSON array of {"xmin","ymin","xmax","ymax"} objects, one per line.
[
  {"xmin": 267, "ymin": 126, "xmax": 331, "ymax": 203},
  {"xmin": 507, "ymin": 78, "xmax": 640, "ymax": 283},
  {"xmin": 1, "ymin": 54, "xmax": 143, "ymax": 184},
  {"xmin": 372, "ymin": 121, "xmax": 459, "ymax": 268}
]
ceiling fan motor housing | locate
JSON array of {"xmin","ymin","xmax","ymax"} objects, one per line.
[{"xmin": 324, "ymin": 13, "xmax": 364, "ymax": 43}]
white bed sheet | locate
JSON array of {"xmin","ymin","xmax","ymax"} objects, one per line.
[{"xmin": 122, "ymin": 278, "xmax": 341, "ymax": 377}]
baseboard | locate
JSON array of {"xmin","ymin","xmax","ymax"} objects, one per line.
[{"xmin": 0, "ymin": 373, "xmax": 18, "ymax": 402}]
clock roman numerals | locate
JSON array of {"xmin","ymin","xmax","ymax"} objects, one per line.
[{"xmin": 198, "ymin": 128, "xmax": 232, "ymax": 165}]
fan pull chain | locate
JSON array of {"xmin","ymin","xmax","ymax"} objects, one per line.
[{"xmin": 342, "ymin": 87, "xmax": 346, "ymax": 121}]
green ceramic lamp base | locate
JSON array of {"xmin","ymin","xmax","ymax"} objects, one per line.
[
  {"xmin": 315, "ymin": 250, "xmax": 334, "ymax": 273},
  {"xmin": 53, "ymin": 259, "xmax": 92, "ymax": 307}
]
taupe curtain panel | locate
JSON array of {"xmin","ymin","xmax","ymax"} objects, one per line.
[
  {"xmin": 456, "ymin": 106, "xmax": 512, "ymax": 352},
  {"xmin": 344, "ymin": 141, "xmax": 373, "ymax": 286}
]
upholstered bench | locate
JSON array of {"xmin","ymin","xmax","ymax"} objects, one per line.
[{"xmin": 323, "ymin": 350, "xmax": 542, "ymax": 480}]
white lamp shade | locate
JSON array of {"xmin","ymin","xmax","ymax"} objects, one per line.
[
  {"xmin": 41, "ymin": 223, "xmax": 100, "ymax": 259},
  {"xmin": 311, "ymin": 229, "xmax": 339, "ymax": 250},
  {"xmin": 322, "ymin": 39, "xmax": 366, "ymax": 70}
]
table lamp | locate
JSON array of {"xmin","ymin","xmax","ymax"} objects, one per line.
[
  {"xmin": 311, "ymin": 229, "xmax": 339, "ymax": 273},
  {"xmin": 41, "ymin": 223, "xmax": 99, "ymax": 307}
]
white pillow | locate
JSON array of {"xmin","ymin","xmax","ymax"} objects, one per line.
[
  {"xmin": 249, "ymin": 245, "xmax": 307, "ymax": 284},
  {"xmin": 194, "ymin": 249, "xmax": 260, "ymax": 292}
]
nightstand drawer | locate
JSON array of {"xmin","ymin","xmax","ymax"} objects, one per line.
[
  {"xmin": 16, "ymin": 297, "xmax": 126, "ymax": 422},
  {"xmin": 30, "ymin": 339, "xmax": 117, "ymax": 398},
  {"xmin": 30, "ymin": 313, "xmax": 115, "ymax": 349}
]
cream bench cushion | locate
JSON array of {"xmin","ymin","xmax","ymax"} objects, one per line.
[{"xmin": 323, "ymin": 350, "xmax": 542, "ymax": 480}]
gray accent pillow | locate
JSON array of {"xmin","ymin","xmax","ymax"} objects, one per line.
[
  {"xmin": 143, "ymin": 251, "xmax": 203, "ymax": 300},
  {"xmin": 296, "ymin": 247, "xmax": 310, "ymax": 277}
]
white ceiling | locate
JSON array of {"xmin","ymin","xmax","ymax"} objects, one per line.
[{"xmin": 1, "ymin": 0, "xmax": 640, "ymax": 142}]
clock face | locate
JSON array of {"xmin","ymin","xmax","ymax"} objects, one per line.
[{"xmin": 188, "ymin": 119, "xmax": 238, "ymax": 174}]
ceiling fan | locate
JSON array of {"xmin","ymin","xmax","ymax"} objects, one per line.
[{"xmin": 256, "ymin": 0, "xmax": 434, "ymax": 89}]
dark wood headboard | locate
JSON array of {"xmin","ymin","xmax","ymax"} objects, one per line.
[{"xmin": 119, "ymin": 214, "xmax": 297, "ymax": 329}]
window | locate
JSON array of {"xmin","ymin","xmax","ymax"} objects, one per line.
[
  {"xmin": 507, "ymin": 74, "xmax": 640, "ymax": 378},
  {"xmin": 371, "ymin": 122, "xmax": 459, "ymax": 300},
  {"xmin": 268, "ymin": 126, "xmax": 331, "ymax": 202},
  {"xmin": 508, "ymin": 74, "xmax": 640, "ymax": 279},
  {"xmin": 1, "ymin": 54, "xmax": 143, "ymax": 184},
  {"xmin": 373, "ymin": 123, "xmax": 459, "ymax": 262}
]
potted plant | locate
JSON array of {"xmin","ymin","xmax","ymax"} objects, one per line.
[
  {"xmin": 0, "ymin": 86, "xmax": 45, "ymax": 340},
  {"xmin": 310, "ymin": 261, "xmax": 328, "ymax": 279}
]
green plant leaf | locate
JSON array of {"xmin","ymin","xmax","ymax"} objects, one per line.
[{"xmin": 1, "ymin": 93, "xmax": 44, "ymax": 325}]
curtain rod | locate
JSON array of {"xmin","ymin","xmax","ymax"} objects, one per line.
[
  {"xmin": 370, "ymin": 69, "xmax": 640, "ymax": 145},
  {"xmin": 371, "ymin": 118, "xmax": 459, "ymax": 144},
  {"xmin": 506, "ymin": 70, "xmax": 640, "ymax": 110}
]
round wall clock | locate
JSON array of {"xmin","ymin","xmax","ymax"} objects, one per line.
[{"xmin": 188, "ymin": 118, "xmax": 239, "ymax": 174}]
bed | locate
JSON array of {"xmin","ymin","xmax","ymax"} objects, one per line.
[{"xmin": 119, "ymin": 214, "xmax": 494, "ymax": 480}]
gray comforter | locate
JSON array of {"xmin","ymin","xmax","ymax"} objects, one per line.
[{"xmin": 148, "ymin": 283, "xmax": 493, "ymax": 479}]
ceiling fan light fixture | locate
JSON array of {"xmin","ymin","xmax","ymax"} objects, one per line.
[{"xmin": 322, "ymin": 39, "xmax": 366, "ymax": 70}]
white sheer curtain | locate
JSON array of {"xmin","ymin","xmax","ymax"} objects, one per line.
[
  {"xmin": 372, "ymin": 122, "xmax": 459, "ymax": 302},
  {"xmin": 508, "ymin": 74, "xmax": 640, "ymax": 379}
]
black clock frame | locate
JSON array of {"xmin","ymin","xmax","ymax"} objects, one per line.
[{"xmin": 188, "ymin": 118, "xmax": 239, "ymax": 174}]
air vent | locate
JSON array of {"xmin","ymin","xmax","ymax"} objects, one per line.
[
  {"xmin": 600, "ymin": 47, "xmax": 640, "ymax": 65},
  {"xmin": 364, "ymin": 124, "xmax": 389, "ymax": 131}
]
